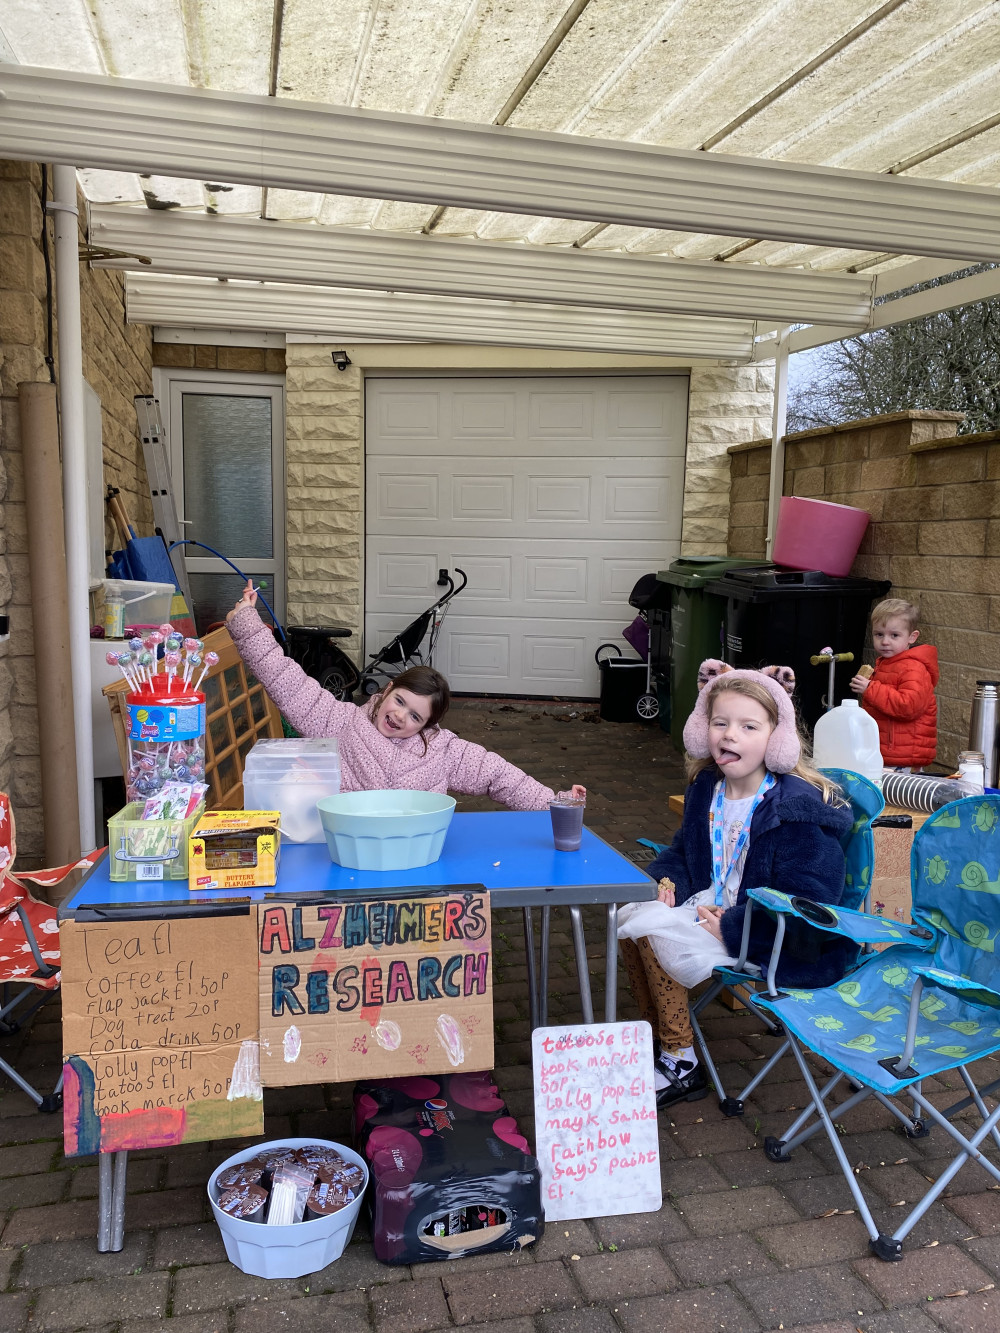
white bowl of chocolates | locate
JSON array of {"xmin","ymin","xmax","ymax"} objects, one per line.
[{"xmin": 208, "ymin": 1138, "xmax": 368, "ymax": 1278}]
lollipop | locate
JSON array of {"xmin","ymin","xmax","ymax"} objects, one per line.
[
  {"xmin": 183, "ymin": 637, "xmax": 200, "ymax": 653},
  {"xmin": 164, "ymin": 650, "xmax": 181, "ymax": 694},
  {"xmin": 128, "ymin": 636, "xmax": 143, "ymax": 654},
  {"xmin": 158, "ymin": 623, "xmax": 173, "ymax": 636},
  {"xmin": 183, "ymin": 650, "xmax": 202, "ymax": 689},
  {"xmin": 117, "ymin": 651, "xmax": 139, "ymax": 692},
  {"xmin": 146, "ymin": 631, "xmax": 164, "ymax": 679},
  {"xmin": 193, "ymin": 651, "xmax": 218, "ymax": 692},
  {"xmin": 138, "ymin": 649, "xmax": 153, "ymax": 687}
]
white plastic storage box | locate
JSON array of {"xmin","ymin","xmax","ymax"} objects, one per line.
[
  {"xmin": 243, "ymin": 738, "xmax": 341, "ymax": 843},
  {"xmin": 92, "ymin": 579, "xmax": 176, "ymax": 635}
]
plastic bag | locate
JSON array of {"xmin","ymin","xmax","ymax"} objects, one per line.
[
  {"xmin": 265, "ymin": 1161, "xmax": 315, "ymax": 1225},
  {"xmin": 616, "ymin": 894, "xmax": 737, "ymax": 989}
]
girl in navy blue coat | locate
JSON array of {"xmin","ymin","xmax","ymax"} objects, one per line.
[{"xmin": 618, "ymin": 660, "xmax": 851, "ymax": 1109}]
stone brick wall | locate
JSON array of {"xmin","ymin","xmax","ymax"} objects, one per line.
[
  {"xmin": 153, "ymin": 343, "xmax": 286, "ymax": 375},
  {"xmin": 0, "ymin": 161, "xmax": 152, "ymax": 859},
  {"xmin": 284, "ymin": 345, "xmax": 362, "ymax": 656},
  {"xmin": 682, "ymin": 362, "xmax": 775, "ymax": 556},
  {"xmin": 728, "ymin": 411, "xmax": 996, "ymax": 767}
]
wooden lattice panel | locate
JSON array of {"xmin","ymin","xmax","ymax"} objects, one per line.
[{"xmin": 102, "ymin": 626, "xmax": 283, "ymax": 810}]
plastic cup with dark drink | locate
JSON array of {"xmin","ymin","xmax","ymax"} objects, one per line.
[{"xmin": 549, "ymin": 799, "xmax": 585, "ymax": 851}]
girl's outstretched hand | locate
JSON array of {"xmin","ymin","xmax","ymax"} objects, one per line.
[
  {"xmin": 657, "ymin": 877, "xmax": 675, "ymax": 907},
  {"xmin": 570, "ymin": 784, "xmax": 587, "ymax": 800},
  {"xmin": 225, "ymin": 578, "xmax": 258, "ymax": 623}
]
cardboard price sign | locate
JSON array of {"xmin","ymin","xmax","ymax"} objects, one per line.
[
  {"xmin": 60, "ymin": 913, "xmax": 263, "ymax": 1156},
  {"xmin": 257, "ymin": 890, "xmax": 493, "ymax": 1085},
  {"xmin": 532, "ymin": 1021, "xmax": 661, "ymax": 1221}
]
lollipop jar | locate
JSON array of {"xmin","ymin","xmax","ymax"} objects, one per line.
[{"xmin": 127, "ymin": 673, "xmax": 207, "ymax": 803}]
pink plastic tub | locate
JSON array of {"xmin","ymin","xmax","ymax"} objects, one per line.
[{"xmin": 772, "ymin": 496, "xmax": 871, "ymax": 578}]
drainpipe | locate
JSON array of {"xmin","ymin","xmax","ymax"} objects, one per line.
[
  {"xmin": 20, "ymin": 383, "xmax": 81, "ymax": 875},
  {"xmin": 764, "ymin": 326, "xmax": 791, "ymax": 561},
  {"xmin": 50, "ymin": 165, "xmax": 96, "ymax": 853}
]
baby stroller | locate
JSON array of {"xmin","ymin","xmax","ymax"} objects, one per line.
[
  {"xmin": 594, "ymin": 574, "xmax": 665, "ymax": 723},
  {"xmin": 285, "ymin": 623, "xmax": 360, "ymax": 701},
  {"xmin": 359, "ymin": 567, "xmax": 468, "ymax": 696}
]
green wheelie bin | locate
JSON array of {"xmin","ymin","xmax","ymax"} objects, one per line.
[{"xmin": 656, "ymin": 557, "xmax": 764, "ymax": 752}]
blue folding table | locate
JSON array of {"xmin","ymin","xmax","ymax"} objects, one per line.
[{"xmin": 62, "ymin": 811, "xmax": 655, "ymax": 1250}]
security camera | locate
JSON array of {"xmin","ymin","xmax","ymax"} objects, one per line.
[{"xmin": 331, "ymin": 350, "xmax": 351, "ymax": 371}]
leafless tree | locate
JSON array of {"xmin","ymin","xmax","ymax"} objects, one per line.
[{"xmin": 788, "ymin": 267, "xmax": 1000, "ymax": 435}]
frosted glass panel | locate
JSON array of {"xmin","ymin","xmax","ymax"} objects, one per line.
[
  {"xmin": 182, "ymin": 394, "xmax": 273, "ymax": 558},
  {"xmin": 189, "ymin": 571, "xmax": 256, "ymax": 635}
]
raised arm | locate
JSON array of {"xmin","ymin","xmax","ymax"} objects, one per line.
[{"xmin": 226, "ymin": 603, "xmax": 355, "ymax": 738}]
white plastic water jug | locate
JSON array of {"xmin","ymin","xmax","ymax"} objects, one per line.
[{"xmin": 812, "ymin": 699, "xmax": 883, "ymax": 783}]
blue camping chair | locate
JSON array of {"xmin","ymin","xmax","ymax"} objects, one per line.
[
  {"xmin": 750, "ymin": 793, "xmax": 1000, "ymax": 1260},
  {"xmin": 689, "ymin": 768, "xmax": 885, "ymax": 1117}
]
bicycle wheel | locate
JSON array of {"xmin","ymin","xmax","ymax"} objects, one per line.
[{"xmin": 320, "ymin": 665, "xmax": 354, "ymax": 701}]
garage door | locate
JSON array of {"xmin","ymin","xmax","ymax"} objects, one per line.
[{"xmin": 364, "ymin": 375, "xmax": 688, "ymax": 698}]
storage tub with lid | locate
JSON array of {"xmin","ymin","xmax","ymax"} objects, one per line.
[{"xmin": 243, "ymin": 738, "xmax": 341, "ymax": 843}]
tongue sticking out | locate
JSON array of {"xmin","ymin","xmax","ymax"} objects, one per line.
[{"xmin": 717, "ymin": 749, "xmax": 740, "ymax": 765}]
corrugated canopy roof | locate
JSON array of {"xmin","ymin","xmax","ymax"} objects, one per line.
[{"xmin": 2, "ymin": 0, "xmax": 998, "ymax": 351}]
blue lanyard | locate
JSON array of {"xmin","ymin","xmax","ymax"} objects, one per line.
[{"xmin": 709, "ymin": 773, "xmax": 776, "ymax": 906}]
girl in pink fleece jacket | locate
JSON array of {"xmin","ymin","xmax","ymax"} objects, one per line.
[{"xmin": 226, "ymin": 584, "xmax": 585, "ymax": 811}]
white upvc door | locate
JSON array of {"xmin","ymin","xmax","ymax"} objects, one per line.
[
  {"xmin": 365, "ymin": 374, "xmax": 687, "ymax": 698},
  {"xmin": 156, "ymin": 369, "xmax": 285, "ymax": 632}
]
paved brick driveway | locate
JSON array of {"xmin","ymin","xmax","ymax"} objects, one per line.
[{"xmin": 1, "ymin": 699, "xmax": 998, "ymax": 1332}]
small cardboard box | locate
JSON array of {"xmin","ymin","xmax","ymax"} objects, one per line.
[{"xmin": 189, "ymin": 810, "xmax": 281, "ymax": 890}]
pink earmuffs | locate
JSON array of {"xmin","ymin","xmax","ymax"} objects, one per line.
[{"xmin": 683, "ymin": 658, "xmax": 800, "ymax": 774}]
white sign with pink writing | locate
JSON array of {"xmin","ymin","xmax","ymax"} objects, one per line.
[{"xmin": 532, "ymin": 1021, "xmax": 661, "ymax": 1221}]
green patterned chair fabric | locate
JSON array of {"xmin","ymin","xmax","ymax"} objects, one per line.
[
  {"xmin": 754, "ymin": 794, "xmax": 1000, "ymax": 1261},
  {"xmin": 756, "ymin": 794, "xmax": 1000, "ymax": 1095}
]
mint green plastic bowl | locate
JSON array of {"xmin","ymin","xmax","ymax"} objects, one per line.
[{"xmin": 315, "ymin": 790, "xmax": 457, "ymax": 870}]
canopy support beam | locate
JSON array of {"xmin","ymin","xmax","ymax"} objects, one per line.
[{"xmin": 765, "ymin": 328, "xmax": 791, "ymax": 562}]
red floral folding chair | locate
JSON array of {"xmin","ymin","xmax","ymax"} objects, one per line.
[{"xmin": 0, "ymin": 793, "xmax": 103, "ymax": 1112}]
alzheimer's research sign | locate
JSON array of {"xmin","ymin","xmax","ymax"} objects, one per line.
[
  {"xmin": 257, "ymin": 890, "xmax": 493, "ymax": 1085},
  {"xmin": 532, "ymin": 1021, "xmax": 661, "ymax": 1221}
]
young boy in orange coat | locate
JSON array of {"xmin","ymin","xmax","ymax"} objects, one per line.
[{"xmin": 849, "ymin": 598, "xmax": 939, "ymax": 770}]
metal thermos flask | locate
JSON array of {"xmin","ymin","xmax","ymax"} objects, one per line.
[{"xmin": 968, "ymin": 681, "xmax": 1000, "ymax": 788}]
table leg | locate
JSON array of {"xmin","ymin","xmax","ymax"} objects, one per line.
[
  {"xmin": 522, "ymin": 907, "xmax": 539, "ymax": 1031},
  {"xmin": 604, "ymin": 902, "xmax": 618, "ymax": 1023},
  {"xmin": 98, "ymin": 1151, "xmax": 128, "ymax": 1252},
  {"xmin": 110, "ymin": 1151, "xmax": 128, "ymax": 1251},
  {"xmin": 569, "ymin": 906, "xmax": 594, "ymax": 1024},
  {"xmin": 97, "ymin": 1153, "xmax": 112, "ymax": 1252},
  {"xmin": 539, "ymin": 907, "xmax": 550, "ymax": 1029}
]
